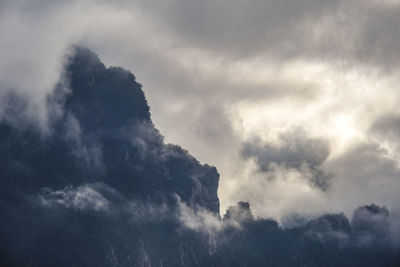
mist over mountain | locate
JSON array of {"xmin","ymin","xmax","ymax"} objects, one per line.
[{"xmin": 0, "ymin": 47, "xmax": 399, "ymax": 266}]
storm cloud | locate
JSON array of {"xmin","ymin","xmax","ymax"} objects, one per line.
[
  {"xmin": 1, "ymin": 0, "xmax": 400, "ymax": 234},
  {"xmin": 0, "ymin": 22, "xmax": 399, "ymax": 263},
  {"xmin": 242, "ymin": 128, "xmax": 331, "ymax": 189}
]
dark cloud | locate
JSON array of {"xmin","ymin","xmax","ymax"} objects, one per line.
[
  {"xmin": 325, "ymin": 141, "xmax": 400, "ymax": 195},
  {"xmin": 0, "ymin": 46, "xmax": 399, "ymax": 266},
  {"xmin": 242, "ymin": 128, "xmax": 331, "ymax": 189},
  {"xmin": 135, "ymin": 0, "xmax": 340, "ymax": 58},
  {"xmin": 134, "ymin": 0, "xmax": 400, "ymax": 69},
  {"xmin": 370, "ymin": 112, "xmax": 400, "ymax": 147}
]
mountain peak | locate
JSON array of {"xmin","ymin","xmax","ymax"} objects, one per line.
[{"xmin": 65, "ymin": 47, "xmax": 151, "ymax": 132}]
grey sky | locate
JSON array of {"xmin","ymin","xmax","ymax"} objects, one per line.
[{"xmin": 1, "ymin": 0, "xmax": 400, "ymax": 224}]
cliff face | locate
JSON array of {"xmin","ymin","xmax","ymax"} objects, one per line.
[
  {"xmin": 0, "ymin": 47, "xmax": 220, "ymax": 267},
  {"xmin": 0, "ymin": 48, "xmax": 398, "ymax": 267},
  {"xmin": 0, "ymin": 47, "xmax": 220, "ymax": 214},
  {"xmin": 63, "ymin": 47, "xmax": 220, "ymax": 214}
]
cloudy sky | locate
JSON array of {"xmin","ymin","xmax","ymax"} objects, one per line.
[{"xmin": 2, "ymin": 0, "xmax": 400, "ymax": 226}]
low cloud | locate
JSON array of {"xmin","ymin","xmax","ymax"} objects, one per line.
[
  {"xmin": 176, "ymin": 197, "xmax": 244, "ymax": 256},
  {"xmin": 63, "ymin": 113, "xmax": 104, "ymax": 170},
  {"xmin": 39, "ymin": 183, "xmax": 112, "ymax": 212}
]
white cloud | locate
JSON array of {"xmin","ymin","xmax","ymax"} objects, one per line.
[{"xmin": 39, "ymin": 183, "xmax": 111, "ymax": 212}]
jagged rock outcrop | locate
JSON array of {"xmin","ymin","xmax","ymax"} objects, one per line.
[
  {"xmin": 351, "ymin": 204, "xmax": 391, "ymax": 247},
  {"xmin": 0, "ymin": 47, "xmax": 220, "ymax": 267}
]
